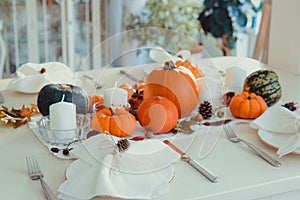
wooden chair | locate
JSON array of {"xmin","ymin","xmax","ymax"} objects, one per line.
[{"xmin": 252, "ymin": 0, "xmax": 272, "ymax": 64}]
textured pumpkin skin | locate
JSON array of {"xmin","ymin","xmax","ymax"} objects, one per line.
[
  {"xmin": 144, "ymin": 65, "xmax": 199, "ymax": 117},
  {"xmin": 37, "ymin": 84, "xmax": 89, "ymax": 116},
  {"xmin": 243, "ymin": 70, "xmax": 282, "ymax": 107},
  {"xmin": 229, "ymin": 92, "xmax": 267, "ymax": 119},
  {"xmin": 91, "ymin": 106, "xmax": 136, "ymax": 137},
  {"xmin": 137, "ymin": 96, "xmax": 178, "ymax": 134},
  {"xmin": 175, "ymin": 59, "xmax": 205, "ymax": 78}
]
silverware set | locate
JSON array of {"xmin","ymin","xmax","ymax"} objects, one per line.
[
  {"xmin": 223, "ymin": 124, "xmax": 281, "ymax": 167},
  {"xmin": 26, "ymin": 156, "xmax": 57, "ymax": 200},
  {"xmin": 24, "ymin": 123, "xmax": 280, "ymax": 195}
]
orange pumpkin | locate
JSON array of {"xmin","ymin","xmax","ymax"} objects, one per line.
[
  {"xmin": 175, "ymin": 59, "xmax": 205, "ymax": 78},
  {"xmin": 137, "ymin": 96, "xmax": 178, "ymax": 134},
  {"xmin": 144, "ymin": 61, "xmax": 199, "ymax": 117},
  {"xmin": 119, "ymin": 83, "xmax": 145, "ymax": 100},
  {"xmin": 91, "ymin": 105, "xmax": 136, "ymax": 137},
  {"xmin": 229, "ymin": 92, "xmax": 267, "ymax": 119},
  {"xmin": 88, "ymin": 95, "xmax": 104, "ymax": 113}
]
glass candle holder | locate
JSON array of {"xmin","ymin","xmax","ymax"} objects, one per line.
[{"xmin": 37, "ymin": 114, "xmax": 91, "ymax": 145}]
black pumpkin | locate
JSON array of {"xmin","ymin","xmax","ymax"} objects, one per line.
[
  {"xmin": 37, "ymin": 84, "xmax": 89, "ymax": 116},
  {"xmin": 243, "ymin": 69, "xmax": 282, "ymax": 107}
]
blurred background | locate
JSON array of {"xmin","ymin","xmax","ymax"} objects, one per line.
[{"xmin": 0, "ymin": 0, "xmax": 298, "ymax": 78}]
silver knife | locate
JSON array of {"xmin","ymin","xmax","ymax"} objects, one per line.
[
  {"xmin": 164, "ymin": 140, "xmax": 220, "ymax": 183},
  {"xmin": 0, "ymin": 92, "xmax": 4, "ymax": 104},
  {"xmin": 120, "ymin": 70, "xmax": 142, "ymax": 83}
]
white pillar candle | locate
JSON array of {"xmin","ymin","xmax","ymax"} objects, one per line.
[
  {"xmin": 104, "ymin": 87, "xmax": 128, "ymax": 107},
  {"xmin": 49, "ymin": 95, "xmax": 77, "ymax": 130},
  {"xmin": 197, "ymin": 77, "xmax": 223, "ymax": 107},
  {"xmin": 225, "ymin": 66, "xmax": 247, "ymax": 94}
]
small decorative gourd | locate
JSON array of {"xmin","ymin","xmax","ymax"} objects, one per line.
[
  {"xmin": 137, "ymin": 96, "xmax": 178, "ymax": 134},
  {"xmin": 88, "ymin": 95, "xmax": 104, "ymax": 113},
  {"xmin": 91, "ymin": 105, "xmax": 136, "ymax": 137},
  {"xmin": 229, "ymin": 92, "xmax": 267, "ymax": 119},
  {"xmin": 37, "ymin": 84, "xmax": 89, "ymax": 116},
  {"xmin": 243, "ymin": 69, "xmax": 282, "ymax": 107},
  {"xmin": 143, "ymin": 61, "xmax": 199, "ymax": 117},
  {"xmin": 175, "ymin": 59, "xmax": 205, "ymax": 78}
]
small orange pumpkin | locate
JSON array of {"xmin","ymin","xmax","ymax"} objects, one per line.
[
  {"xmin": 119, "ymin": 83, "xmax": 145, "ymax": 100},
  {"xmin": 229, "ymin": 92, "xmax": 267, "ymax": 119},
  {"xmin": 175, "ymin": 59, "xmax": 205, "ymax": 78},
  {"xmin": 88, "ymin": 95, "xmax": 104, "ymax": 113},
  {"xmin": 144, "ymin": 61, "xmax": 199, "ymax": 117},
  {"xmin": 137, "ymin": 96, "xmax": 178, "ymax": 134},
  {"xmin": 91, "ymin": 105, "xmax": 136, "ymax": 137}
]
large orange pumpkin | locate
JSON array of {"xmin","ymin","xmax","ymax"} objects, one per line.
[
  {"xmin": 144, "ymin": 61, "xmax": 199, "ymax": 117},
  {"xmin": 175, "ymin": 59, "xmax": 205, "ymax": 78},
  {"xmin": 91, "ymin": 105, "xmax": 136, "ymax": 137},
  {"xmin": 137, "ymin": 96, "xmax": 178, "ymax": 134},
  {"xmin": 229, "ymin": 92, "xmax": 267, "ymax": 119}
]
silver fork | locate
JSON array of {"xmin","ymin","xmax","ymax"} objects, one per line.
[
  {"xmin": 26, "ymin": 156, "xmax": 57, "ymax": 200},
  {"xmin": 223, "ymin": 124, "xmax": 281, "ymax": 167}
]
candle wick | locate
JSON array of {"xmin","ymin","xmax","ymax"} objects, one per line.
[{"xmin": 61, "ymin": 94, "xmax": 65, "ymax": 102}]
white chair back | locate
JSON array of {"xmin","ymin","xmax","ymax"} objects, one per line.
[{"xmin": 0, "ymin": 20, "xmax": 6, "ymax": 79}]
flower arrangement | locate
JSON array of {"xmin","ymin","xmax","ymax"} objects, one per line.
[{"xmin": 124, "ymin": 0, "xmax": 203, "ymax": 52}]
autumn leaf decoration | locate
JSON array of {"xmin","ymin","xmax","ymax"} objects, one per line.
[
  {"xmin": 172, "ymin": 119, "xmax": 197, "ymax": 134},
  {"xmin": 0, "ymin": 104, "xmax": 40, "ymax": 128}
]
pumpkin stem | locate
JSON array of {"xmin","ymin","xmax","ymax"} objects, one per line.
[
  {"xmin": 177, "ymin": 54, "xmax": 183, "ymax": 59},
  {"xmin": 247, "ymin": 96, "xmax": 252, "ymax": 100},
  {"xmin": 163, "ymin": 60, "xmax": 176, "ymax": 70},
  {"xmin": 110, "ymin": 106, "xmax": 117, "ymax": 115},
  {"xmin": 39, "ymin": 67, "xmax": 46, "ymax": 74},
  {"xmin": 59, "ymin": 84, "xmax": 72, "ymax": 90}
]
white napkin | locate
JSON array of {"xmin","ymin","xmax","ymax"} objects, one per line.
[
  {"xmin": 58, "ymin": 134, "xmax": 179, "ymax": 200},
  {"xmin": 250, "ymin": 105, "xmax": 300, "ymax": 157},
  {"xmin": 149, "ymin": 46, "xmax": 177, "ymax": 64},
  {"xmin": 7, "ymin": 62, "xmax": 78, "ymax": 93}
]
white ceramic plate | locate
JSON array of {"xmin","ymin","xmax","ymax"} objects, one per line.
[{"xmin": 257, "ymin": 129, "xmax": 300, "ymax": 154}]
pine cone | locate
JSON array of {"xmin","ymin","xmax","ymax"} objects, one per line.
[
  {"xmin": 198, "ymin": 101, "xmax": 212, "ymax": 119},
  {"xmin": 117, "ymin": 139, "xmax": 130, "ymax": 152}
]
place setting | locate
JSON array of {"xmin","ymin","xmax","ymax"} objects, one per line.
[{"xmin": 1, "ymin": 46, "xmax": 300, "ymax": 200}]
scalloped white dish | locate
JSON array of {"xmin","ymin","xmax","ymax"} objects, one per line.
[
  {"xmin": 6, "ymin": 62, "xmax": 80, "ymax": 93},
  {"xmin": 58, "ymin": 146, "xmax": 176, "ymax": 200}
]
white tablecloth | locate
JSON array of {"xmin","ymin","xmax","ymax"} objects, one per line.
[{"xmin": 1, "ymin": 56, "xmax": 300, "ymax": 200}]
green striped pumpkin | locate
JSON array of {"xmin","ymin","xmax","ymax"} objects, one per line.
[{"xmin": 243, "ymin": 70, "xmax": 282, "ymax": 107}]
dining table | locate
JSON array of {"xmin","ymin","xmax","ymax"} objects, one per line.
[{"xmin": 1, "ymin": 56, "xmax": 300, "ymax": 200}]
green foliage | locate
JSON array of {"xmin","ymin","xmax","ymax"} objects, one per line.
[{"xmin": 198, "ymin": 0, "xmax": 262, "ymax": 50}]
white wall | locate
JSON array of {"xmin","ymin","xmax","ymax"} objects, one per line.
[{"xmin": 269, "ymin": 0, "xmax": 300, "ymax": 75}]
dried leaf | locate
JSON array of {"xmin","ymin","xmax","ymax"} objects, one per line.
[
  {"xmin": 0, "ymin": 104, "xmax": 40, "ymax": 128},
  {"xmin": 172, "ymin": 119, "xmax": 195, "ymax": 134},
  {"xmin": 130, "ymin": 136, "xmax": 145, "ymax": 141},
  {"xmin": 0, "ymin": 110, "xmax": 5, "ymax": 118},
  {"xmin": 202, "ymin": 119, "xmax": 232, "ymax": 126}
]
